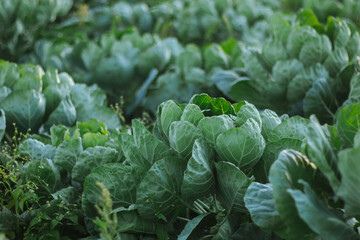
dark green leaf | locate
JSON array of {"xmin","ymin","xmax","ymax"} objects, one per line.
[
  {"xmin": 181, "ymin": 139, "xmax": 215, "ymax": 203},
  {"xmin": 178, "ymin": 213, "xmax": 211, "ymax": 240},
  {"xmin": 216, "ymin": 161, "xmax": 252, "ymax": 214},
  {"xmin": 72, "ymin": 146, "xmax": 118, "ymax": 184},
  {"xmin": 82, "ymin": 164, "xmax": 140, "ymax": 219},
  {"xmin": 0, "ymin": 90, "xmax": 45, "ymax": 132},
  {"xmin": 169, "ymin": 120, "xmax": 204, "ymax": 159},
  {"xmin": 337, "ymin": 146, "xmax": 360, "ymax": 218},
  {"xmin": 303, "ymin": 78, "xmax": 337, "ymax": 123},
  {"xmin": 336, "ymin": 102, "xmax": 360, "ymax": 148},
  {"xmin": 54, "ymin": 137, "xmax": 83, "ymax": 172},
  {"xmin": 288, "ymin": 180, "xmax": 359, "ymax": 240},
  {"xmin": 136, "ymin": 156, "xmax": 187, "ymax": 220},
  {"xmin": 303, "ymin": 116, "xmax": 340, "ymax": 192},
  {"xmin": 245, "ymin": 183, "xmax": 285, "ymax": 231},
  {"xmin": 269, "ymin": 150, "xmax": 318, "ymax": 240}
]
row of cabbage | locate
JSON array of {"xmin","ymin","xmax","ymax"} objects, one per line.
[
  {"xmin": 18, "ymin": 10, "xmax": 360, "ymax": 124},
  {"xmin": 0, "ymin": 9, "xmax": 359, "ymax": 154},
  {"xmin": 5, "ymin": 0, "xmax": 359, "ymax": 61},
  {"xmin": 0, "ymin": 60, "xmax": 122, "ymax": 136},
  {"xmin": 0, "ymin": 0, "xmax": 277, "ymax": 61},
  {"xmin": 1, "ymin": 93, "xmax": 359, "ymax": 239}
]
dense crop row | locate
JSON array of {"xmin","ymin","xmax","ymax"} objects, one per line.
[{"xmin": 0, "ymin": 0, "xmax": 360, "ymax": 239}]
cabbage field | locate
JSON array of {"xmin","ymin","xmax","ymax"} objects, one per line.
[{"xmin": 0, "ymin": 0, "xmax": 360, "ymax": 239}]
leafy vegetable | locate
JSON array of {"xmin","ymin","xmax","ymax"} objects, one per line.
[{"xmin": 0, "ymin": 60, "xmax": 121, "ymax": 134}]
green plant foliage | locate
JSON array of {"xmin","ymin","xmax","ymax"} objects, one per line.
[
  {"xmin": 79, "ymin": 95, "xmax": 326, "ymax": 238},
  {"xmin": 0, "ymin": 60, "xmax": 122, "ymax": 135},
  {"xmin": 0, "ymin": 0, "xmax": 72, "ymax": 60},
  {"xmin": 213, "ymin": 11, "xmax": 360, "ymax": 124},
  {"xmin": 1, "ymin": 0, "xmax": 360, "ymax": 239},
  {"xmin": 246, "ymin": 105, "xmax": 360, "ymax": 239},
  {"xmin": 0, "ymin": 119, "xmax": 121, "ymax": 239}
]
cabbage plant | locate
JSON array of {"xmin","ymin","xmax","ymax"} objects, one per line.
[
  {"xmin": 81, "ymin": 94, "xmax": 311, "ymax": 238},
  {"xmin": 4, "ymin": 93, "xmax": 320, "ymax": 238},
  {"xmin": 0, "ymin": 60, "xmax": 122, "ymax": 134},
  {"xmin": 282, "ymin": 0, "xmax": 360, "ymax": 27},
  {"xmin": 245, "ymin": 102, "xmax": 360, "ymax": 240},
  {"xmin": 0, "ymin": 0, "xmax": 73, "ymax": 60},
  {"xmin": 24, "ymin": 30, "xmax": 178, "ymax": 113},
  {"xmin": 213, "ymin": 10, "xmax": 360, "ymax": 124}
]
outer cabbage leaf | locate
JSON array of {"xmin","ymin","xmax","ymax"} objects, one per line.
[
  {"xmin": 72, "ymin": 146, "xmax": 118, "ymax": 184},
  {"xmin": 299, "ymin": 35, "xmax": 332, "ymax": 67},
  {"xmin": 303, "ymin": 78, "xmax": 337, "ymax": 124},
  {"xmin": 235, "ymin": 101, "xmax": 262, "ymax": 128},
  {"xmin": 242, "ymin": 51, "xmax": 268, "ymax": 85},
  {"xmin": 189, "ymin": 94, "xmax": 236, "ymax": 116},
  {"xmin": 93, "ymin": 54, "xmax": 135, "ymax": 88},
  {"xmin": 204, "ymin": 44, "xmax": 229, "ymax": 72},
  {"xmin": 0, "ymin": 90, "xmax": 45, "ymax": 132},
  {"xmin": 44, "ymin": 95, "xmax": 76, "ymax": 130},
  {"xmin": 82, "ymin": 163, "xmax": 141, "ymax": 219},
  {"xmin": 269, "ymin": 150, "xmax": 318, "ymax": 240},
  {"xmin": 13, "ymin": 73, "xmax": 42, "ymax": 92},
  {"xmin": 177, "ymin": 45, "xmax": 202, "ymax": 75},
  {"xmin": 120, "ymin": 119, "xmax": 172, "ymax": 174},
  {"xmin": 336, "ymin": 102, "xmax": 360, "ymax": 148},
  {"xmin": 215, "ymin": 118, "xmax": 265, "ymax": 171},
  {"xmin": 157, "ymin": 100, "xmax": 183, "ymax": 139},
  {"xmin": 132, "ymin": 119, "xmax": 172, "ymax": 165},
  {"xmin": 245, "ymin": 183, "xmax": 286, "ymax": 232},
  {"xmin": 169, "ymin": 120, "xmax": 204, "ymax": 160},
  {"xmin": 137, "ymin": 42, "xmax": 171, "ymax": 76},
  {"xmin": 50, "ymin": 125, "xmax": 68, "ymax": 147},
  {"xmin": 211, "ymin": 69, "xmax": 247, "ymax": 99},
  {"xmin": 288, "ymin": 180, "xmax": 360, "ymax": 240},
  {"xmin": 70, "ymin": 84, "xmax": 122, "ymax": 131},
  {"xmin": 303, "ymin": 116, "xmax": 340, "ymax": 192},
  {"xmin": 261, "ymin": 40, "xmax": 287, "ymax": 69},
  {"xmin": 216, "ymin": 161, "xmax": 252, "ymax": 214},
  {"xmin": 337, "ymin": 146, "xmax": 360, "ymax": 218},
  {"xmin": 43, "ymin": 84, "xmax": 69, "ymax": 115},
  {"xmin": 116, "ymin": 210, "xmax": 157, "ymax": 235},
  {"xmin": 18, "ymin": 138, "xmax": 56, "ymax": 160},
  {"xmin": 272, "ymin": 59, "xmax": 304, "ymax": 99},
  {"xmin": 346, "ymin": 74, "xmax": 360, "ymax": 104},
  {"xmin": 136, "ymin": 156, "xmax": 187, "ymax": 221},
  {"xmin": 53, "ymin": 137, "xmax": 83, "ymax": 172},
  {"xmin": 0, "ymin": 60, "xmax": 19, "ymax": 88},
  {"xmin": 261, "ymin": 116, "xmax": 310, "ymax": 176},
  {"xmin": 286, "ymin": 26, "xmax": 318, "ymax": 58},
  {"xmin": 287, "ymin": 63, "xmax": 329, "ymax": 104},
  {"xmin": 230, "ymin": 78, "xmax": 271, "ymax": 109},
  {"xmin": 346, "ymin": 32, "xmax": 360, "ymax": 59},
  {"xmin": 178, "ymin": 213, "xmax": 211, "ymax": 240},
  {"xmin": 0, "ymin": 86, "xmax": 11, "ymax": 102},
  {"xmin": 180, "ymin": 104, "xmax": 204, "ymax": 127},
  {"xmin": 52, "ymin": 186, "xmax": 79, "ymax": 205},
  {"xmin": 324, "ymin": 48, "xmax": 349, "ymax": 77},
  {"xmin": 332, "ymin": 19, "xmax": 351, "ymax": 49},
  {"xmin": 181, "ymin": 139, "xmax": 215, "ymax": 203},
  {"xmin": 23, "ymin": 158, "xmax": 61, "ymax": 195},
  {"xmin": 260, "ymin": 109, "xmax": 281, "ymax": 140}
]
